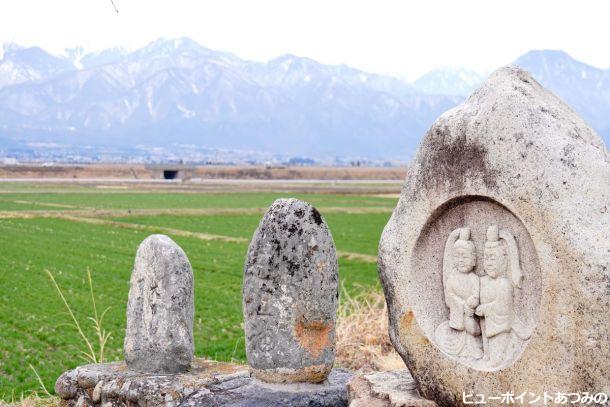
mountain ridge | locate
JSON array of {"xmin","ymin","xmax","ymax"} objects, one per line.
[{"xmin": 0, "ymin": 39, "xmax": 607, "ymax": 162}]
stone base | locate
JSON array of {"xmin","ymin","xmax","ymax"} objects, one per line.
[
  {"xmin": 181, "ymin": 369, "xmax": 352, "ymax": 406},
  {"xmin": 250, "ymin": 363, "xmax": 332, "ymax": 384},
  {"xmin": 347, "ymin": 369, "xmax": 437, "ymax": 407},
  {"xmin": 55, "ymin": 358, "xmax": 352, "ymax": 406}
]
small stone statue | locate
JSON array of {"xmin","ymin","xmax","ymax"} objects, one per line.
[
  {"xmin": 243, "ymin": 198, "xmax": 338, "ymax": 383},
  {"xmin": 435, "ymin": 227, "xmax": 483, "ymax": 359},
  {"xmin": 124, "ymin": 234, "xmax": 194, "ymax": 374},
  {"xmin": 476, "ymin": 225, "xmax": 531, "ymax": 368}
]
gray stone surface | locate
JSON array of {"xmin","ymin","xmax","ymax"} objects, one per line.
[
  {"xmin": 124, "ymin": 234, "xmax": 194, "ymax": 374},
  {"xmin": 181, "ymin": 369, "xmax": 352, "ymax": 406},
  {"xmin": 348, "ymin": 369, "xmax": 437, "ymax": 407},
  {"xmin": 54, "ymin": 359, "xmax": 351, "ymax": 407},
  {"xmin": 243, "ymin": 198, "xmax": 339, "ymax": 383},
  {"xmin": 378, "ymin": 66, "xmax": 609, "ymax": 405}
]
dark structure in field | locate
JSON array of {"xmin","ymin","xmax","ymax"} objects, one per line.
[
  {"xmin": 163, "ymin": 169, "xmax": 179, "ymax": 179},
  {"xmin": 145, "ymin": 164, "xmax": 195, "ymax": 180}
]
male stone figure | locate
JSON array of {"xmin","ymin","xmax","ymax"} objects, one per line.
[
  {"xmin": 124, "ymin": 234, "xmax": 194, "ymax": 374},
  {"xmin": 476, "ymin": 225, "xmax": 531, "ymax": 368},
  {"xmin": 435, "ymin": 227, "xmax": 482, "ymax": 359}
]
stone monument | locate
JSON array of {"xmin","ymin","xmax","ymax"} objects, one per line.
[
  {"xmin": 124, "ymin": 234, "xmax": 194, "ymax": 374},
  {"xmin": 378, "ymin": 66, "xmax": 609, "ymax": 405},
  {"xmin": 243, "ymin": 198, "xmax": 339, "ymax": 383}
]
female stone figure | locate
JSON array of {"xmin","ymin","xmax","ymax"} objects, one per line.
[
  {"xmin": 476, "ymin": 225, "xmax": 531, "ymax": 368},
  {"xmin": 435, "ymin": 227, "xmax": 482, "ymax": 359}
]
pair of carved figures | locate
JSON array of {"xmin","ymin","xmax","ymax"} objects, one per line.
[{"xmin": 435, "ymin": 225, "xmax": 531, "ymax": 369}]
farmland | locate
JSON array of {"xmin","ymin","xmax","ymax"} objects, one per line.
[{"xmin": 0, "ymin": 180, "xmax": 399, "ymax": 398}]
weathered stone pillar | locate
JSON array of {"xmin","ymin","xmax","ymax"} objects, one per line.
[
  {"xmin": 243, "ymin": 198, "xmax": 339, "ymax": 383},
  {"xmin": 124, "ymin": 234, "xmax": 194, "ymax": 374}
]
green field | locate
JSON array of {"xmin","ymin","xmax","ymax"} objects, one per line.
[{"xmin": 0, "ymin": 183, "xmax": 396, "ymax": 398}]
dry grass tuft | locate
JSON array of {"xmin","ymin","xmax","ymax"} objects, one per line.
[
  {"xmin": 0, "ymin": 393, "xmax": 60, "ymax": 407},
  {"xmin": 335, "ymin": 287, "xmax": 404, "ymax": 372},
  {"xmin": 45, "ymin": 268, "xmax": 112, "ymax": 364}
]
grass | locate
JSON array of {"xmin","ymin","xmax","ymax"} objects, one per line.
[
  {"xmin": 112, "ymin": 212, "xmax": 390, "ymax": 256},
  {"xmin": 0, "ymin": 191, "xmax": 395, "ymax": 211},
  {"xmin": 335, "ymin": 288, "xmax": 403, "ymax": 371},
  {"xmin": 45, "ymin": 268, "xmax": 112, "ymax": 364},
  {"xmin": 0, "ymin": 394, "xmax": 60, "ymax": 407},
  {"xmin": 0, "ymin": 199, "xmax": 60, "ymax": 211},
  {"xmin": 0, "ymin": 185, "xmax": 396, "ymax": 399}
]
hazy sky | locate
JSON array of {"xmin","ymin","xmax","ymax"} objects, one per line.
[{"xmin": 1, "ymin": 0, "xmax": 608, "ymax": 79}]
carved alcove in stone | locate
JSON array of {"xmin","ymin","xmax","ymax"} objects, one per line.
[{"xmin": 409, "ymin": 196, "xmax": 541, "ymax": 371}]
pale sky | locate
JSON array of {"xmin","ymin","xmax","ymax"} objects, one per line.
[{"xmin": 1, "ymin": 0, "xmax": 608, "ymax": 79}]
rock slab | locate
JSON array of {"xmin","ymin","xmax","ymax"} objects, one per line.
[
  {"xmin": 378, "ymin": 66, "xmax": 609, "ymax": 405},
  {"xmin": 181, "ymin": 369, "xmax": 352, "ymax": 406},
  {"xmin": 243, "ymin": 198, "xmax": 339, "ymax": 383},
  {"xmin": 54, "ymin": 359, "xmax": 351, "ymax": 407},
  {"xmin": 124, "ymin": 234, "xmax": 194, "ymax": 374},
  {"xmin": 348, "ymin": 369, "xmax": 437, "ymax": 407}
]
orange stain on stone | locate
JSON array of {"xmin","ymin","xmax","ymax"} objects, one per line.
[
  {"xmin": 402, "ymin": 310, "xmax": 414, "ymax": 327},
  {"xmin": 401, "ymin": 310, "xmax": 430, "ymax": 346},
  {"xmin": 294, "ymin": 318, "xmax": 333, "ymax": 359}
]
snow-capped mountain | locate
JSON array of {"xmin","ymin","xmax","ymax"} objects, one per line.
[
  {"xmin": 78, "ymin": 46, "xmax": 128, "ymax": 70},
  {"xmin": 0, "ymin": 40, "xmax": 607, "ymax": 161},
  {"xmin": 0, "ymin": 43, "xmax": 76, "ymax": 89},
  {"xmin": 0, "ymin": 38, "xmax": 459, "ymax": 159},
  {"xmin": 515, "ymin": 50, "xmax": 610, "ymax": 143},
  {"xmin": 413, "ymin": 52, "xmax": 610, "ymax": 145},
  {"xmin": 413, "ymin": 67, "xmax": 485, "ymax": 96}
]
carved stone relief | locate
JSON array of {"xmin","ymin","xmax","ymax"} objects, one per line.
[{"xmin": 410, "ymin": 198, "xmax": 541, "ymax": 371}]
